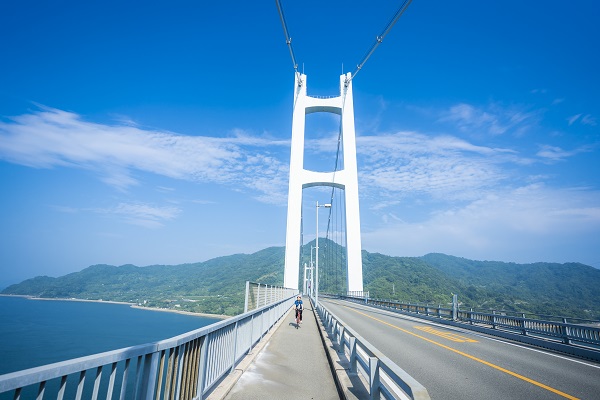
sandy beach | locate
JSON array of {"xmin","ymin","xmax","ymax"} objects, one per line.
[{"xmin": 129, "ymin": 304, "xmax": 229, "ymax": 319}]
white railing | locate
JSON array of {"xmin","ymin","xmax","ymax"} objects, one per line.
[
  {"xmin": 317, "ymin": 302, "xmax": 430, "ymax": 400},
  {"xmin": 243, "ymin": 281, "xmax": 297, "ymax": 313},
  {"xmin": 340, "ymin": 295, "xmax": 600, "ymax": 362},
  {"xmin": 0, "ymin": 295, "xmax": 296, "ymax": 400}
]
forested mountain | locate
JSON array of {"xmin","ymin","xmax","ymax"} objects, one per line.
[
  {"xmin": 420, "ymin": 253, "xmax": 600, "ymax": 318},
  {"xmin": 3, "ymin": 244, "xmax": 599, "ymax": 319},
  {"xmin": 2, "ymin": 247, "xmax": 285, "ymax": 316}
]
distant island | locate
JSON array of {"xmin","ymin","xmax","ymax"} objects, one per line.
[{"xmin": 3, "ymin": 242, "xmax": 599, "ymax": 319}]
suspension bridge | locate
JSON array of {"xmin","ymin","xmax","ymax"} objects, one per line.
[{"xmin": 2, "ymin": 1, "xmax": 600, "ymax": 399}]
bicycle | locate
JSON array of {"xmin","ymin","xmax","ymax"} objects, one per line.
[
  {"xmin": 295, "ymin": 308, "xmax": 303, "ymax": 326},
  {"xmin": 293, "ymin": 296, "xmax": 303, "ymax": 328}
]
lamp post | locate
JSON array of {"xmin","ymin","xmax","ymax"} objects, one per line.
[
  {"xmin": 309, "ymin": 246, "xmax": 315, "ymax": 297},
  {"xmin": 303, "ymin": 263, "xmax": 307, "ymax": 295},
  {"xmin": 315, "ymin": 201, "xmax": 331, "ymax": 308}
]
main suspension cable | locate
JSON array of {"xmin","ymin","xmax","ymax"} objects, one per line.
[
  {"xmin": 346, "ymin": 0, "xmax": 414, "ymax": 85},
  {"xmin": 276, "ymin": 0, "xmax": 413, "ymax": 86},
  {"xmin": 275, "ymin": 0, "xmax": 301, "ymax": 81}
]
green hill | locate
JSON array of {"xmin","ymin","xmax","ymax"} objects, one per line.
[
  {"xmin": 420, "ymin": 253, "xmax": 600, "ymax": 318},
  {"xmin": 2, "ymin": 244, "xmax": 599, "ymax": 319},
  {"xmin": 2, "ymin": 247, "xmax": 285, "ymax": 316}
]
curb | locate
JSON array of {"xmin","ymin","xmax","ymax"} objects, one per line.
[{"xmin": 312, "ymin": 301, "xmax": 369, "ymax": 400}]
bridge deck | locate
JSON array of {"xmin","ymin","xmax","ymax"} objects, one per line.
[{"xmin": 210, "ymin": 301, "xmax": 340, "ymax": 400}]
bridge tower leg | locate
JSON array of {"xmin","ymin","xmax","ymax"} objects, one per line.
[{"xmin": 283, "ymin": 73, "xmax": 364, "ymax": 293}]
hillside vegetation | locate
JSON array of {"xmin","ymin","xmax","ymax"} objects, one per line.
[
  {"xmin": 2, "ymin": 247, "xmax": 284, "ymax": 316},
  {"xmin": 3, "ymin": 244, "xmax": 599, "ymax": 319}
]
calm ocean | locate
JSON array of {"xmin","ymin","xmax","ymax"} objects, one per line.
[{"xmin": 0, "ymin": 296, "xmax": 222, "ymax": 375}]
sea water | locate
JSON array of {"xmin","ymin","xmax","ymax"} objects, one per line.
[{"xmin": 0, "ymin": 296, "xmax": 222, "ymax": 375}]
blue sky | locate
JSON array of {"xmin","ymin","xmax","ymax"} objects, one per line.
[{"xmin": 1, "ymin": 1, "xmax": 599, "ymax": 287}]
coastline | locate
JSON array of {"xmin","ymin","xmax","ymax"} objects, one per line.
[
  {"xmin": 0, "ymin": 294, "xmax": 229, "ymax": 320},
  {"xmin": 129, "ymin": 304, "xmax": 229, "ymax": 320}
]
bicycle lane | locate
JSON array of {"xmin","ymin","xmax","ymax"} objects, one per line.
[{"xmin": 220, "ymin": 302, "xmax": 340, "ymax": 400}]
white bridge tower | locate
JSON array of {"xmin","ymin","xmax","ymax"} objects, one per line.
[{"xmin": 283, "ymin": 73, "xmax": 364, "ymax": 293}]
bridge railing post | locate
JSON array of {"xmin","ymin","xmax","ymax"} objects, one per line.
[
  {"xmin": 195, "ymin": 335, "xmax": 209, "ymax": 399},
  {"xmin": 256, "ymin": 284, "xmax": 261, "ymax": 311},
  {"xmin": 349, "ymin": 336, "xmax": 357, "ymax": 373},
  {"xmin": 138, "ymin": 351, "xmax": 160, "ymax": 400},
  {"xmin": 244, "ymin": 281, "xmax": 250, "ymax": 313},
  {"xmin": 452, "ymin": 294, "xmax": 458, "ymax": 321},
  {"xmin": 338, "ymin": 326, "xmax": 345, "ymax": 348},
  {"xmin": 521, "ymin": 314, "xmax": 527, "ymax": 335},
  {"xmin": 230, "ymin": 321, "xmax": 239, "ymax": 373},
  {"xmin": 369, "ymin": 357, "xmax": 380, "ymax": 400},
  {"xmin": 562, "ymin": 318, "xmax": 572, "ymax": 344}
]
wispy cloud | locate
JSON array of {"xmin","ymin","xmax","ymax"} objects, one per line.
[
  {"xmin": 98, "ymin": 202, "xmax": 181, "ymax": 228},
  {"xmin": 440, "ymin": 102, "xmax": 540, "ymax": 136},
  {"xmin": 568, "ymin": 113, "xmax": 597, "ymax": 126},
  {"xmin": 0, "ymin": 106, "xmax": 289, "ymax": 203},
  {"xmin": 51, "ymin": 201, "xmax": 182, "ymax": 228},
  {"xmin": 356, "ymin": 131, "xmax": 518, "ymax": 202},
  {"xmin": 362, "ymin": 184, "xmax": 600, "ymax": 263},
  {"xmin": 581, "ymin": 114, "xmax": 597, "ymax": 126},
  {"xmin": 568, "ymin": 114, "xmax": 582, "ymax": 126},
  {"xmin": 536, "ymin": 144, "xmax": 592, "ymax": 161}
]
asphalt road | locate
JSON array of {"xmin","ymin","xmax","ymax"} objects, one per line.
[{"xmin": 322, "ymin": 298, "xmax": 600, "ymax": 400}]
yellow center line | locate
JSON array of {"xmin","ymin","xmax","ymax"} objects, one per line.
[
  {"xmin": 346, "ymin": 306, "xmax": 579, "ymax": 400},
  {"xmin": 414, "ymin": 325, "xmax": 478, "ymax": 342}
]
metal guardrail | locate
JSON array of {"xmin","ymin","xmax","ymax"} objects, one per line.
[
  {"xmin": 0, "ymin": 295, "xmax": 296, "ymax": 400},
  {"xmin": 243, "ymin": 281, "xmax": 297, "ymax": 313},
  {"xmin": 460, "ymin": 310, "xmax": 600, "ymax": 346},
  {"xmin": 344, "ymin": 296, "xmax": 600, "ymax": 348},
  {"xmin": 337, "ymin": 295, "xmax": 600, "ymax": 363},
  {"xmin": 317, "ymin": 302, "xmax": 430, "ymax": 400}
]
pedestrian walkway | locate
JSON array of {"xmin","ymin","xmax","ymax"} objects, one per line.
[{"xmin": 210, "ymin": 301, "xmax": 340, "ymax": 400}]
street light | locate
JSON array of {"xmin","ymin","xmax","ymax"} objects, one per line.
[
  {"xmin": 315, "ymin": 201, "xmax": 331, "ymax": 308},
  {"xmin": 309, "ymin": 245, "xmax": 316, "ymax": 297},
  {"xmin": 303, "ymin": 262, "xmax": 314, "ymax": 296},
  {"xmin": 303, "ymin": 263, "xmax": 307, "ymax": 296}
]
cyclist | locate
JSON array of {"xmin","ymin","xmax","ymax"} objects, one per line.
[{"xmin": 293, "ymin": 295, "xmax": 303, "ymax": 324}]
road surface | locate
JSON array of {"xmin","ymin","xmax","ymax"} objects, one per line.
[{"xmin": 322, "ymin": 298, "xmax": 600, "ymax": 400}]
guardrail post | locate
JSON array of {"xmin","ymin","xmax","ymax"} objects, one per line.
[
  {"xmin": 562, "ymin": 318, "xmax": 572, "ymax": 344},
  {"xmin": 249, "ymin": 314, "xmax": 255, "ymax": 352},
  {"xmin": 244, "ymin": 281, "xmax": 250, "ymax": 313},
  {"xmin": 196, "ymin": 336, "xmax": 208, "ymax": 399},
  {"xmin": 231, "ymin": 321, "xmax": 239, "ymax": 373},
  {"xmin": 452, "ymin": 294, "xmax": 458, "ymax": 321},
  {"xmin": 139, "ymin": 352, "xmax": 160, "ymax": 400},
  {"xmin": 369, "ymin": 357, "xmax": 380, "ymax": 400},
  {"xmin": 521, "ymin": 314, "xmax": 527, "ymax": 335},
  {"xmin": 349, "ymin": 337, "xmax": 357, "ymax": 373},
  {"xmin": 338, "ymin": 326, "xmax": 345, "ymax": 347},
  {"xmin": 333, "ymin": 320, "xmax": 339, "ymax": 338},
  {"xmin": 256, "ymin": 284, "xmax": 261, "ymax": 311}
]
